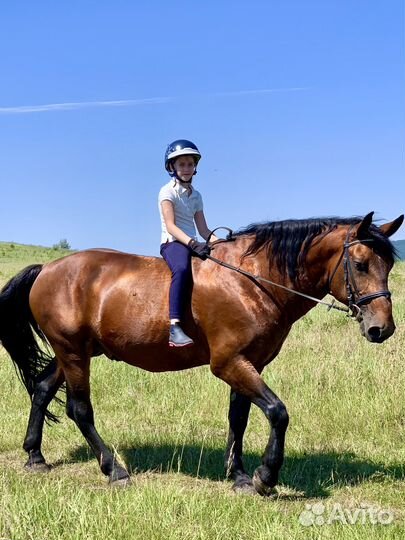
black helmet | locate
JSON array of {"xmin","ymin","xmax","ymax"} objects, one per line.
[{"xmin": 165, "ymin": 139, "xmax": 201, "ymax": 175}]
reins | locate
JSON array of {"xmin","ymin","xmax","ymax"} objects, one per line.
[
  {"xmin": 205, "ymin": 226, "xmax": 391, "ymax": 319},
  {"xmin": 206, "ymin": 254, "xmax": 351, "ymax": 315}
]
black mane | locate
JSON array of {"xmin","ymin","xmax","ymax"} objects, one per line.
[{"xmin": 233, "ymin": 217, "xmax": 397, "ymax": 282}]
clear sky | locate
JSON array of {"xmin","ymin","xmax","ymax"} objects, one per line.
[{"xmin": 1, "ymin": 0, "xmax": 404, "ymax": 255}]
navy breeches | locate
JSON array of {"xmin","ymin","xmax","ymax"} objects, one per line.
[{"xmin": 160, "ymin": 241, "xmax": 192, "ymax": 320}]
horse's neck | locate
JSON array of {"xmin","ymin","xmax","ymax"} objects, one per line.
[
  {"xmin": 300, "ymin": 234, "xmax": 342, "ymax": 297},
  {"xmin": 223, "ymin": 236, "xmax": 331, "ymax": 294},
  {"xmin": 264, "ymin": 238, "xmax": 334, "ymax": 311},
  {"xmin": 220, "ymin": 235, "xmax": 333, "ymax": 306}
]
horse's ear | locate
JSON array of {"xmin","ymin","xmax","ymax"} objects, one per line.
[
  {"xmin": 379, "ymin": 215, "xmax": 405, "ymax": 238},
  {"xmin": 356, "ymin": 211, "xmax": 374, "ymax": 239}
]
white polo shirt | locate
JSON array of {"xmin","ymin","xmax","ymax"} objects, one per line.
[{"xmin": 158, "ymin": 180, "xmax": 204, "ymax": 244}]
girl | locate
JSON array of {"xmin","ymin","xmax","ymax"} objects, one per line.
[{"xmin": 158, "ymin": 139, "xmax": 218, "ymax": 347}]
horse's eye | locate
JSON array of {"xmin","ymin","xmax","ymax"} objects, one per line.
[{"xmin": 354, "ymin": 261, "xmax": 368, "ymax": 272}]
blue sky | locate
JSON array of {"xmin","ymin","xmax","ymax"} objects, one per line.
[{"xmin": 1, "ymin": 1, "xmax": 404, "ymax": 255}]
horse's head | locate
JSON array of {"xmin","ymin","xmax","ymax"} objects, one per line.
[{"xmin": 328, "ymin": 212, "xmax": 404, "ymax": 343}]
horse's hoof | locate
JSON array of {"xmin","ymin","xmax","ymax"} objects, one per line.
[
  {"xmin": 231, "ymin": 473, "xmax": 257, "ymax": 495},
  {"xmin": 24, "ymin": 461, "xmax": 51, "ymax": 473},
  {"xmin": 252, "ymin": 470, "xmax": 277, "ymax": 497},
  {"xmin": 109, "ymin": 476, "xmax": 131, "ymax": 488},
  {"xmin": 233, "ymin": 481, "xmax": 257, "ymax": 495}
]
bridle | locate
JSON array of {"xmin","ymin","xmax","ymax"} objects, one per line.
[
  {"xmin": 206, "ymin": 226, "xmax": 392, "ymax": 319},
  {"xmin": 327, "ymin": 226, "xmax": 391, "ymax": 319}
]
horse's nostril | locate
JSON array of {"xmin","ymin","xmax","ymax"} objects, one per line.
[{"xmin": 367, "ymin": 326, "xmax": 382, "ymax": 340}]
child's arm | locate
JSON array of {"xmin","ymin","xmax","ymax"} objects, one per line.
[
  {"xmin": 194, "ymin": 211, "xmax": 219, "ymax": 242},
  {"xmin": 161, "ymin": 201, "xmax": 193, "ymax": 245}
]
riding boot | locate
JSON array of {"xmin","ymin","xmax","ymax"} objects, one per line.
[{"xmin": 169, "ymin": 323, "xmax": 194, "ymax": 347}]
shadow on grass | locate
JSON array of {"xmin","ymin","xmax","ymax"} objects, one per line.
[{"xmin": 66, "ymin": 443, "xmax": 405, "ymax": 497}]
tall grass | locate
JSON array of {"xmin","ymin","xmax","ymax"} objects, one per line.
[{"xmin": 1, "ymin": 243, "xmax": 404, "ymax": 539}]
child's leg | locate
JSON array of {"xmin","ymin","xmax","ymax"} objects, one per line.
[{"xmin": 160, "ymin": 241, "xmax": 192, "ymax": 321}]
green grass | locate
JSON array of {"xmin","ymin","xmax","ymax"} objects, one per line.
[
  {"xmin": 1, "ymin": 243, "xmax": 405, "ymax": 539},
  {"xmin": 0, "ymin": 241, "xmax": 72, "ymax": 280}
]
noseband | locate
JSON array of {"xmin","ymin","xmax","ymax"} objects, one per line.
[{"xmin": 328, "ymin": 226, "xmax": 391, "ymax": 319}]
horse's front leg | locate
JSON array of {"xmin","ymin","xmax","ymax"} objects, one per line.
[
  {"xmin": 213, "ymin": 354, "xmax": 289, "ymax": 496},
  {"xmin": 251, "ymin": 387, "xmax": 289, "ymax": 496},
  {"xmin": 224, "ymin": 390, "xmax": 255, "ymax": 493}
]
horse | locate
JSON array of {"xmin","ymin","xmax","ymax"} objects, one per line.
[{"xmin": 0, "ymin": 211, "xmax": 403, "ymax": 495}]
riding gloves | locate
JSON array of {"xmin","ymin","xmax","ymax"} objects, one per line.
[{"xmin": 188, "ymin": 239, "xmax": 211, "ymax": 260}]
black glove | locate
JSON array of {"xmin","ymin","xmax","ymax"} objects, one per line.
[{"xmin": 188, "ymin": 239, "xmax": 211, "ymax": 260}]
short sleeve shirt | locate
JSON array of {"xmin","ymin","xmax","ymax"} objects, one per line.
[{"xmin": 158, "ymin": 180, "xmax": 204, "ymax": 243}]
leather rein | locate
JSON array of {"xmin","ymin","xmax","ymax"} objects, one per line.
[{"xmin": 205, "ymin": 226, "xmax": 391, "ymax": 319}]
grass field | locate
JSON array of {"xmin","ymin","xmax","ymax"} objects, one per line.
[{"xmin": 1, "ymin": 241, "xmax": 405, "ymax": 539}]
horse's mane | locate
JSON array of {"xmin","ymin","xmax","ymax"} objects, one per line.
[{"xmin": 233, "ymin": 217, "xmax": 397, "ymax": 282}]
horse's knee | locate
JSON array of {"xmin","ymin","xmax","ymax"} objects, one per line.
[{"xmin": 266, "ymin": 402, "xmax": 289, "ymax": 430}]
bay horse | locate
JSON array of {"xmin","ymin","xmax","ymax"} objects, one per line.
[{"xmin": 0, "ymin": 212, "xmax": 403, "ymax": 495}]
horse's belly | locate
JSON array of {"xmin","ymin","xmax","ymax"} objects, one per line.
[{"xmin": 105, "ymin": 341, "xmax": 210, "ymax": 372}]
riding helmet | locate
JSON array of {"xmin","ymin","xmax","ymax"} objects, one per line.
[{"xmin": 164, "ymin": 139, "xmax": 202, "ymax": 174}]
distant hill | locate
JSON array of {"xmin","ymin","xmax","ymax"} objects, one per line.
[
  {"xmin": 0, "ymin": 242, "xmax": 72, "ymax": 285},
  {"xmin": 393, "ymin": 240, "xmax": 405, "ymax": 260}
]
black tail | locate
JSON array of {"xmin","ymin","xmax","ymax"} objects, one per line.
[{"xmin": 0, "ymin": 264, "xmax": 59, "ymax": 422}]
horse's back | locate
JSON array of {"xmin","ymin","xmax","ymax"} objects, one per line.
[{"xmin": 30, "ymin": 249, "xmax": 170, "ymax": 338}]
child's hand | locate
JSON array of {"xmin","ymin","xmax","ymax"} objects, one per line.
[{"xmin": 188, "ymin": 239, "xmax": 211, "ymax": 260}]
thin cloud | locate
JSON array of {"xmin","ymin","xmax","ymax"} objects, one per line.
[
  {"xmin": 211, "ymin": 87, "xmax": 310, "ymax": 97},
  {"xmin": 0, "ymin": 96, "xmax": 174, "ymax": 115},
  {"xmin": 0, "ymin": 87, "xmax": 309, "ymax": 115}
]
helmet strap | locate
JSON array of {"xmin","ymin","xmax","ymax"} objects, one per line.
[{"xmin": 174, "ymin": 177, "xmax": 192, "ymax": 185}]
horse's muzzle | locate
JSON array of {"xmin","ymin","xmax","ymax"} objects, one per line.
[{"xmin": 360, "ymin": 319, "xmax": 396, "ymax": 343}]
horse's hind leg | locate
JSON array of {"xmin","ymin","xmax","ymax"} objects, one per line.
[
  {"xmin": 61, "ymin": 352, "xmax": 130, "ymax": 485},
  {"xmin": 23, "ymin": 359, "xmax": 65, "ymax": 471},
  {"xmin": 224, "ymin": 391, "xmax": 255, "ymax": 493}
]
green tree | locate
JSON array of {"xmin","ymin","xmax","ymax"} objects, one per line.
[{"xmin": 53, "ymin": 239, "xmax": 71, "ymax": 250}]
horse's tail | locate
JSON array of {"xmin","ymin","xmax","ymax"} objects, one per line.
[{"xmin": 0, "ymin": 264, "xmax": 58, "ymax": 422}]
